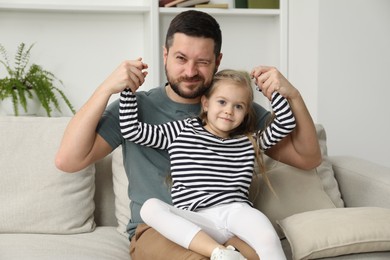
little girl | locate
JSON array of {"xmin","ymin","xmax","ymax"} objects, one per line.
[{"xmin": 119, "ymin": 69, "xmax": 295, "ymax": 260}]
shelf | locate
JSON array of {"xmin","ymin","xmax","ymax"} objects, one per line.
[
  {"xmin": 0, "ymin": 0, "xmax": 287, "ymax": 91},
  {"xmin": 160, "ymin": 7, "xmax": 280, "ymax": 16},
  {"xmin": 0, "ymin": 3, "xmax": 150, "ymax": 13}
]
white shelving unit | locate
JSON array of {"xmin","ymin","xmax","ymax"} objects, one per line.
[
  {"xmin": 159, "ymin": 6, "xmax": 280, "ymax": 15},
  {"xmin": 0, "ymin": 5, "xmax": 148, "ymax": 13},
  {"xmin": 0, "ymin": 0, "xmax": 287, "ymax": 108}
]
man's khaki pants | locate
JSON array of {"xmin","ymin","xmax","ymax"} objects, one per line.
[{"xmin": 130, "ymin": 224, "xmax": 259, "ymax": 260}]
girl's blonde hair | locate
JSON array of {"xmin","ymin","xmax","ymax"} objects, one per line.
[{"xmin": 199, "ymin": 69, "xmax": 275, "ymax": 199}]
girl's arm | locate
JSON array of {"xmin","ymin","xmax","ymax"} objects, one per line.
[
  {"xmin": 259, "ymin": 92, "xmax": 296, "ymax": 150},
  {"xmin": 119, "ymin": 89, "xmax": 182, "ymax": 149}
]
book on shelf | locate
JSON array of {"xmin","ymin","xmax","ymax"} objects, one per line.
[
  {"xmin": 165, "ymin": 0, "xmax": 187, "ymax": 7},
  {"xmin": 248, "ymin": 0, "xmax": 279, "ymax": 9},
  {"xmin": 159, "ymin": 0, "xmax": 174, "ymax": 7},
  {"xmin": 195, "ymin": 3, "xmax": 229, "ymax": 8},
  {"xmin": 177, "ymin": 0, "xmax": 210, "ymax": 7}
]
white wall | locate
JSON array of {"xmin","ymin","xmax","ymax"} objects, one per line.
[
  {"xmin": 0, "ymin": 8, "xmax": 146, "ymax": 116},
  {"xmin": 289, "ymin": 0, "xmax": 390, "ymax": 167},
  {"xmin": 318, "ymin": 0, "xmax": 390, "ymax": 168},
  {"xmin": 288, "ymin": 0, "xmax": 319, "ymax": 122}
]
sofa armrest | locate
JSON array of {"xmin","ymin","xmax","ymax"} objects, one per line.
[{"xmin": 329, "ymin": 156, "xmax": 390, "ymax": 208}]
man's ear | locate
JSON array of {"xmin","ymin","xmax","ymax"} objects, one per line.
[
  {"xmin": 215, "ymin": 53, "xmax": 223, "ymax": 70},
  {"xmin": 163, "ymin": 46, "xmax": 168, "ymax": 65}
]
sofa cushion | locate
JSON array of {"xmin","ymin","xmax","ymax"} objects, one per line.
[
  {"xmin": 252, "ymin": 124, "xmax": 344, "ymax": 238},
  {"xmin": 278, "ymin": 207, "xmax": 390, "ymax": 260},
  {"xmin": 0, "ymin": 116, "xmax": 95, "ymax": 234},
  {"xmin": 112, "ymin": 146, "xmax": 131, "ymax": 237},
  {"xmin": 315, "ymin": 124, "xmax": 344, "ymax": 207},
  {"xmin": 0, "ymin": 227, "xmax": 130, "ymax": 260},
  {"xmin": 94, "ymin": 154, "xmax": 117, "ymax": 226}
]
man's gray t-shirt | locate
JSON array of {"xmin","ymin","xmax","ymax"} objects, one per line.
[{"xmin": 97, "ymin": 84, "xmax": 270, "ymax": 239}]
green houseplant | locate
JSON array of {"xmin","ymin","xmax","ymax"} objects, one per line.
[{"xmin": 0, "ymin": 42, "xmax": 75, "ymax": 116}]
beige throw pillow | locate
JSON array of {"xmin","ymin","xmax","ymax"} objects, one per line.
[
  {"xmin": 0, "ymin": 116, "xmax": 95, "ymax": 234},
  {"xmin": 252, "ymin": 164, "xmax": 337, "ymax": 238},
  {"xmin": 112, "ymin": 146, "xmax": 131, "ymax": 237},
  {"xmin": 253, "ymin": 124, "xmax": 344, "ymax": 238},
  {"xmin": 277, "ymin": 207, "xmax": 390, "ymax": 260}
]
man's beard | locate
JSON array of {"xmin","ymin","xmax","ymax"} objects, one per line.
[{"xmin": 165, "ymin": 66, "xmax": 212, "ymax": 99}]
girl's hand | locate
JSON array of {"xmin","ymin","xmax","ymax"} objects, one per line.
[{"xmin": 250, "ymin": 66, "xmax": 298, "ymax": 100}]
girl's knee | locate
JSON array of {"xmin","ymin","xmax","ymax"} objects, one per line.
[
  {"xmin": 262, "ymin": 228, "xmax": 280, "ymax": 245},
  {"xmin": 140, "ymin": 198, "xmax": 165, "ymax": 222}
]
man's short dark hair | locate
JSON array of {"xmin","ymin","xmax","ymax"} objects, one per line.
[{"xmin": 165, "ymin": 10, "xmax": 222, "ymax": 58}]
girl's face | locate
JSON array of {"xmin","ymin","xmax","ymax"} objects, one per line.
[{"xmin": 201, "ymin": 81, "xmax": 250, "ymax": 139}]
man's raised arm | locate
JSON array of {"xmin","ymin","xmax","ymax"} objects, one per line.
[
  {"xmin": 55, "ymin": 59, "xmax": 148, "ymax": 172},
  {"xmin": 251, "ymin": 66, "xmax": 322, "ymax": 170}
]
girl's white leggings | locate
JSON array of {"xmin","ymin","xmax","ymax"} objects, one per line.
[{"xmin": 140, "ymin": 198, "xmax": 286, "ymax": 260}]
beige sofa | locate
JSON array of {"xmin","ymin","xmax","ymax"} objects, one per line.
[{"xmin": 0, "ymin": 116, "xmax": 389, "ymax": 260}]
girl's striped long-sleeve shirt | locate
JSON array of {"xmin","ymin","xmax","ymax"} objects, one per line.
[{"xmin": 119, "ymin": 89, "xmax": 295, "ymax": 211}]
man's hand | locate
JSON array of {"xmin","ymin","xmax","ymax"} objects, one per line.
[
  {"xmin": 250, "ymin": 66, "xmax": 299, "ymax": 101},
  {"xmin": 101, "ymin": 58, "xmax": 148, "ymax": 95}
]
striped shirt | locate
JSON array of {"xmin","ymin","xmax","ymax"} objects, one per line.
[{"xmin": 119, "ymin": 90, "xmax": 295, "ymax": 211}]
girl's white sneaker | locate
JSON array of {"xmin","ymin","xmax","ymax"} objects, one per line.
[{"xmin": 210, "ymin": 245, "xmax": 247, "ymax": 260}]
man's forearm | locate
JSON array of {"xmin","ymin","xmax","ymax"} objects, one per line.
[
  {"xmin": 266, "ymin": 91, "xmax": 322, "ymax": 170},
  {"xmin": 55, "ymin": 86, "xmax": 112, "ymax": 172},
  {"xmin": 289, "ymin": 91, "xmax": 322, "ymax": 167}
]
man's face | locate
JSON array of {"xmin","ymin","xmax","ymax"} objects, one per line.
[{"xmin": 164, "ymin": 33, "xmax": 222, "ymax": 100}]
